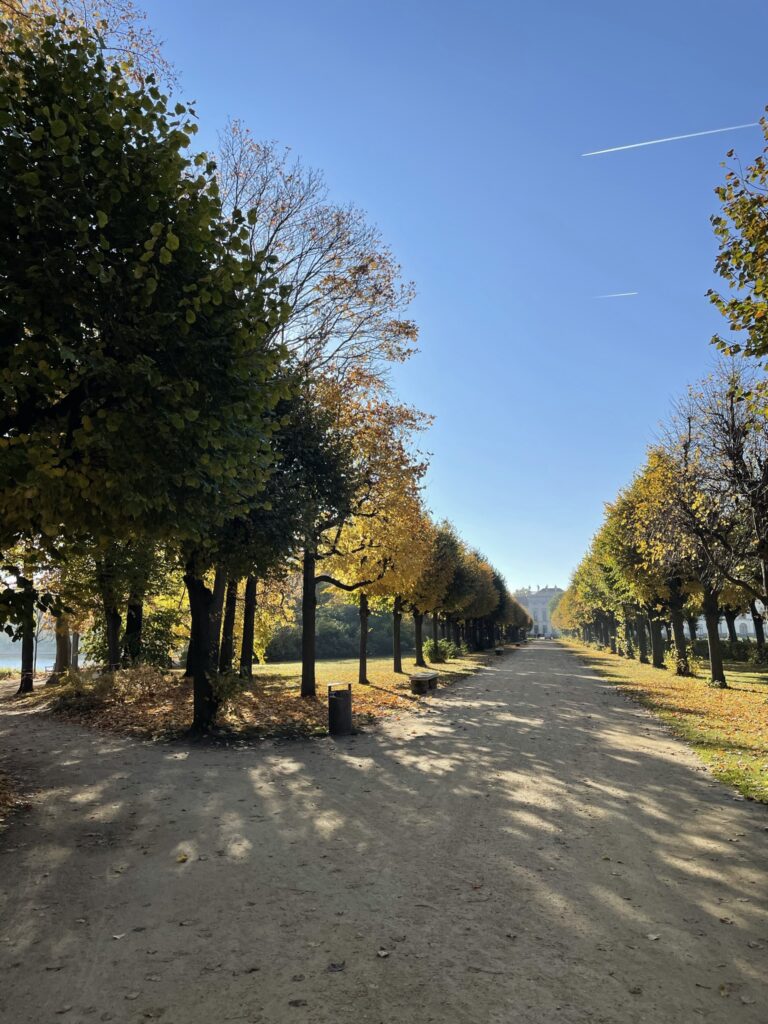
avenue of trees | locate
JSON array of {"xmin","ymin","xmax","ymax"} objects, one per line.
[
  {"xmin": 555, "ymin": 114, "xmax": 768, "ymax": 689},
  {"xmin": 0, "ymin": 8, "xmax": 531, "ymax": 731}
]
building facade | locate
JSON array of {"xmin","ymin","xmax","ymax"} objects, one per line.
[{"xmin": 514, "ymin": 586, "xmax": 564, "ymax": 636}]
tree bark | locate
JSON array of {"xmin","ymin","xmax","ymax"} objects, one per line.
[
  {"xmin": 635, "ymin": 613, "xmax": 648, "ymax": 664},
  {"xmin": 46, "ymin": 615, "xmax": 72, "ymax": 685},
  {"xmin": 702, "ymin": 587, "xmax": 727, "ymax": 688},
  {"xmin": 431, "ymin": 612, "xmax": 440, "ymax": 661},
  {"xmin": 218, "ymin": 578, "xmax": 239, "ymax": 674},
  {"xmin": 669, "ymin": 588, "xmax": 691, "ymax": 676},
  {"xmin": 239, "ymin": 575, "xmax": 257, "ymax": 679},
  {"xmin": 104, "ymin": 604, "xmax": 122, "ymax": 672},
  {"xmin": 686, "ymin": 615, "xmax": 698, "ymax": 643},
  {"xmin": 723, "ymin": 608, "xmax": 738, "ymax": 643},
  {"xmin": 749, "ymin": 600, "xmax": 765, "ymax": 652},
  {"xmin": 301, "ymin": 550, "xmax": 317, "ymax": 698},
  {"xmin": 184, "ymin": 568, "xmax": 219, "ymax": 733},
  {"xmin": 208, "ymin": 566, "xmax": 227, "ymax": 669},
  {"xmin": 392, "ymin": 595, "xmax": 403, "ymax": 673},
  {"xmin": 414, "ymin": 611, "xmax": 425, "ymax": 667},
  {"xmin": 16, "ymin": 630, "xmax": 34, "ymax": 695},
  {"xmin": 184, "ymin": 635, "xmax": 194, "ymax": 678},
  {"xmin": 122, "ymin": 597, "xmax": 143, "ymax": 665},
  {"xmin": 359, "ymin": 592, "xmax": 369, "ymax": 684},
  {"xmin": 623, "ymin": 615, "xmax": 634, "ymax": 659}
]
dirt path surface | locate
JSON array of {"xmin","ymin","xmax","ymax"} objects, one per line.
[{"xmin": 1, "ymin": 641, "xmax": 766, "ymax": 1024}]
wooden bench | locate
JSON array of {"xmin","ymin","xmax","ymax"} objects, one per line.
[{"xmin": 409, "ymin": 671, "xmax": 438, "ymax": 694}]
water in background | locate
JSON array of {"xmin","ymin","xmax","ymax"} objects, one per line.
[{"xmin": 0, "ymin": 634, "xmax": 57, "ymax": 671}]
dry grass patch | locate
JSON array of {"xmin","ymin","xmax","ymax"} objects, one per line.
[
  {"xmin": 561, "ymin": 638, "xmax": 768, "ymax": 803},
  {"xmin": 13, "ymin": 651, "xmax": 499, "ymax": 741}
]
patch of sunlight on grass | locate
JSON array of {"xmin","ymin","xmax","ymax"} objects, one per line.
[
  {"xmin": 13, "ymin": 652, "xmax": 498, "ymax": 741},
  {"xmin": 560, "ymin": 639, "xmax": 768, "ymax": 804}
]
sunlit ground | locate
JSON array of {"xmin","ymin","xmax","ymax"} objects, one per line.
[
  {"xmin": 562, "ymin": 638, "xmax": 768, "ymax": 802},
  {"xmin": 8, "ymin": 650, "xmax": 503, "ymax": 741}
]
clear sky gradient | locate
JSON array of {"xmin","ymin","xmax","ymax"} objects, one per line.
[{"xmin": 141, "ymin": 0, "xmax": 767, "ymax": 590}]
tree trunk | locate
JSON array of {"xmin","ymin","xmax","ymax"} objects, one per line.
[
  {"xmin": 686, "ymin": 615, "xmax": 698, "ymax": 643},
  {"xmin": 16, "ymin": 630, "xmax": 34, "ymax": 695},
  {"xmin": 218, "ymin": 578, "xmax": 238, "ymax": 673},
  {"xmin": 392, "ymin": 596, "xmax": 403, "ymax": 673},
  {"xmin": 239, "ymin": 575, "xmax": 257, "ymax": 679},
  {"xmin": 359, "ymin": 592, "xmax": 369, "ymax": 684},
  {"xmin": 623, "ymin": 616, "xmax": 634, "ymax": 659},
  {"xmin": 46, "ymin": 615, "xmax": 72, "ymax": 685},
  {"xmin": 702, "ymin": 587, "xmax": 727, "ymax": 688},
  {"xmin": 648, "ymin": 612, "xmax": 665, "ymax": 668},
  {"xmin": 635, "ymin": 614, "xmax": 648, "ymax": 664},
  {"xmin": 749, "ymin": 600, "xmax": 765, "ymax": 652},
  {"xmin": 208, "ymin": 566, "xmax": 227, "ymax": 669},
  {"xmin": 184, "ymin": 636, "xmax": 194, "ymax": 678},
  {"xmin": 104, "ymin": 604, "xmax": 122, "ymax": 672},
  {"xmin": 16, "ymin": 587, "xmax": 35, "ymax": 694},
  {"xmin": 184, "ymin": 567, "xmax": 219, "ymax": 733},
  {"xmin": 609, "ymin": 615, "xmax": 617, "ymax": 654},
  {"xmin": 71, "ymin": 631, "xmax": 80, "ymax": 671},
  {"xmin": 723, "ymin": 608, "xmax": 738, "ymax": 643},
  {"xmin": 431, "ymin": 612, "xmax": 440, "ymax": 661},
  {"xmin": 301, "ymin": 550, "xmax": 317, "ymax": 698},
  {"xmin": 669, "ymin": 589, "xmax": 691, "ymax": 676},
  {"xmin": 122, "ymin": 597, "xmax": 143, "ymax": 665},
  {"xmin": 414, "ymin": 611, "xmax": 425, "ymax": 667}
]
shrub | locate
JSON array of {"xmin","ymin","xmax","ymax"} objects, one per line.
[
  {"xmin": 423, "ymin": 638, "xmax": 468, "ymax": 662},
  {"xmin": 50, "ymin": 665, "xmax": 167, "ymax": 713},
  {"xmin": 81, "ymin": 607, "xmax": 183, "ymax": 668},
  {"xmin": 692, "ymin": 637, "xmax": 753, "ymax": 662},
  {"xmin": 663, "ymin": 644, "xmax": 701, "ymax": 675},
  {"xmin": 212, "ymin": 671, "xmax": 248, "ymax": 711}
]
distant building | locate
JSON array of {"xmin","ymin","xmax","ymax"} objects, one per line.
[{"xmin": 514, "ymin": 586, "xmax": 564, "ymax": 636}]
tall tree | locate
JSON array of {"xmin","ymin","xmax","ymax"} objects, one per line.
[{"xmin": 0, "ymin": 20, "xmax": 289, "ymax": 726}]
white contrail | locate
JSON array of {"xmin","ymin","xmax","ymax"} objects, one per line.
[
  {"xmin": 595, "ymin": 291, "xmax": 639, "ymax": 299},
  {"xmin": 582, "ymin": 122, "xmax": 759, "ymax": 157}
]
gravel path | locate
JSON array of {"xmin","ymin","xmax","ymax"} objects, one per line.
[{"xmin": 1, "ymin": 640, "xmax": 766, "ymax": 1024}]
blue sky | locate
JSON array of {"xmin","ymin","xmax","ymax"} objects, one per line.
[{"xmin": 142, "ymin": 0, "xmax": 767, "ymax": 590}]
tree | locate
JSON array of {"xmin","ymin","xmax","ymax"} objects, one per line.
[
  {"xmin": 0, "ymin": 20, "xmax": 289, "ymax": 724},
  {"xmin": 403, "ymin": 520, "xmax": 455, "ymax": 666},
  {"xmin": 217, "ymin": 122, "xmax": 418, "ymax": 379},
  {"xmin": 709, "ymin": 116, "xmax": 768, "ymax": 374},
  {"xmin": 307, "ymin": 384, "xmax": 427, "ymax": 687},
  {"xmin": 1, "ymin": 0, "xmax": 173, "ymax": 82}
]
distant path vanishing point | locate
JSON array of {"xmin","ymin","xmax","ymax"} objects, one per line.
[{"xmin": 1, "ymin": 641, "xmax": 766, "ymax": 1023}]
